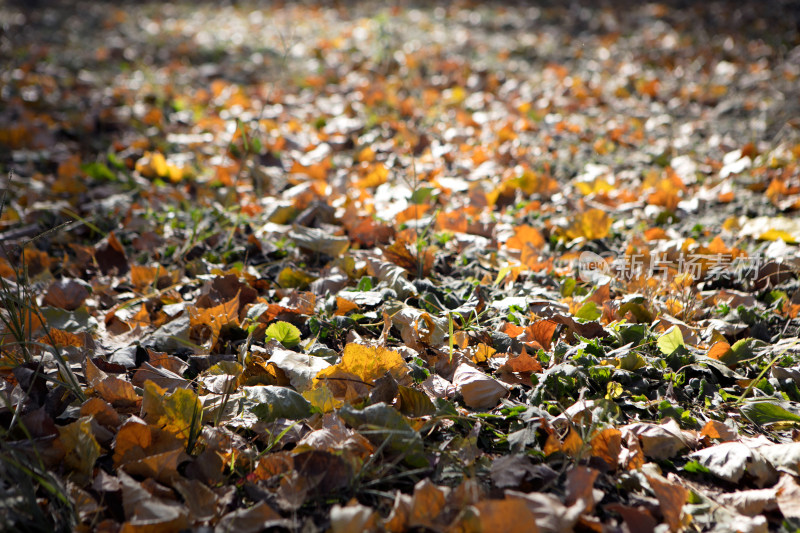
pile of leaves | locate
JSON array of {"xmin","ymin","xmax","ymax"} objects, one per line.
[{"xmin": 2, "ymin": 0, "xmax": 800, "ymax": 531}]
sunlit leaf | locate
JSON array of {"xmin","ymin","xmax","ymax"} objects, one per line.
[
  {"xmin": 265, "ymin": 321, "xmax": 302, "ymax": 348},
  {"xmin": 657, "ymin": 326, "xmax": 684, "ymax": 356}
]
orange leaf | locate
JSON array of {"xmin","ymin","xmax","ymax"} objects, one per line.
[
  {"xmin": 644, "ymin": 227, "xmax": 669, "ymax": 241},
  {"xmin": 188, "ymin": 293, "xmax": 240, "ymax": 349},
  {"xmin": 472, "ymin": 499, "xmax": 539, "ymax": 533},
  {"xmin": 562, "ymin": 428, "xmax": 584, "ymax": 457},
  {"xmin": 335, "ymin": 297, "xmax": 359, "ymax": 316},
  {"xmin": 522, "ymin": 319, "xmax": 559, "ymax": 351},
  {"xmin": 699, "ymin": 420, "xmax": 737, "ymax": 442},
  {"xmin": 497, "ymin": 346, "xmax": 543, "ymax": 374},
  {"xmin": 506, "ymin": 225, "xmax": 544, "ymax": 251},
  {"xmin": 707, "ymin": 341, "xmax": 732, "ymax": 361},
  {"xmin": 131, "ymin": 265, "xmax": 158, "ymax": 291},
  {"xmin": 590, "ymin": 428, "xmax": 622, "ymax": 470},
  {"xmin": 436, "ymin": 210, "xmax": 468, "ymax": 233},
  {"xmin": 543, "ymin": 432, "xmax": 562, "ymax": 456}
]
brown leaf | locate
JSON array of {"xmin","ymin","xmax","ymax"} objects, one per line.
[
  {"xmin": 621, "ymin": 419, "xmax": 695, "ymax": 460},
  {"xmin": 605, "ymin": 503, "xmax": 657, "ymax": 533},
  {"xmin": 113, "ymin": 417, "xmax": 183, "ymax": 468},
  {"xmin": 645, "ymin": 474, "xmax": 687, "ymax": 532},
  {"xmin": 132, "ymin": 362, "xmax": 190, "ymax": 392},
  {"xmin": 330, "ymin": 501, "xmax": 382, "ymax": 533},
  {"xmin": 85, "ymin": 357, "xmax": 140, "ymax": 407},
  {"xmin": 452, "ymin": 363, "xmax": 508, "ymax": 410},
  {"xmin": 551, "ymin": 314, "xmax": 608, "ymax": 343},
  {"xmin": 122, "ymin": 447, "xmax": 188, "ymax": 485},
  {"xmin": 294, "ymin": 450, "xmax": 353, "ymax": 495},
  {"xmin": 80, "ymin": 397, "xmax": 121, "ymax": 429},
  {"xmin": 717, "ymin": 487, "xmax": 778, "ymax": 516},
  {"xmin": 408, "ymin": 479, "xmax": 448, "ymax": 530},
  {"xmin": 566, "ymin": 466, "xmax": 600, "ymax": 512},
  {"xmin": 473, "ymin": 498, "xmax": 540, "ymax": 533},
  {"xmin": 174, "ymin": 478, "xmax": 220, "ymax": 523},
  {"xmin": 95, "ymin": 231, "xmax": 129, "ymax": 276},
  {"xmin": 215, "ymin": 501, "xmax": 284, "ymax": 533},
  {"xmin": 369, "ymin": 372, "xmax": 399, "ymax": 405},
  {"xmin": 42, "ymin": 279, "xmax": 89, "ymax": 310}
]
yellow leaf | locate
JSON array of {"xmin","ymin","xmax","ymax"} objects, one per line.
[
  {"xmin": 357, "ymin": 146, "xmax": 375, "ymax": 163},
  {"xmin": 471, "ymin": 343, "xmax": 496, "ymax": 364},
  {"xmin": 56, "ymin": 417, "xmax": 100, "ymax": 483},
  {"xmin": 317, "ymin": 343, "xmax": 412, "ymax": 387},
  {"xmin": 302, "ymin": 384, "xmax": 343, "ymax": 413},
  {"xmin": 564, "ymin": 208, "xmax": 613, "ymax": 240},
  {"xmin": 151, "ymin": 151, "xmax": 168, "ymax": 177},
  {"xmin": 277, "ymin": 267, "xmax": 316, "ymax": 289},
  {"xmin": 141, "ymin": 381, "xmax": 202, "ymax": 444},
  {"xmin": 759, "ymin": 229, "xmax": 797, "ymax": 243}
]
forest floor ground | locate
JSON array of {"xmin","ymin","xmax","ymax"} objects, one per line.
[{"xmin": 2, "ymin": 1, "xmax": 800, "ymax": 532}]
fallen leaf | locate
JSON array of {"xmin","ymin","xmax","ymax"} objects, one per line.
[{"xmin": 452, "ymin": 363, "xmax": 508, "ymax": 410}]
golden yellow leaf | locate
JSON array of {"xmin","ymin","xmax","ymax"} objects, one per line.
[
  {"xmin": 329, "ymin": 343, "xmax": 411, "ymax": 386},
  {"xmin": 302, "ymin": 384, "xmax": 343, "ymax": 413},
  {"xmin": 56, "ymin": 417, "xmax": 100, "ymax": 483},
  {"xmin": 471, "ymin": 343, "xmax": 496, "ymax": 364},
  {"xmin": 141, "ymin": 381, "xmax": 202, "ymax": 444},
  {"xmin": 564, "ymin": 208, "xmax": 613, "ymax": 240}
]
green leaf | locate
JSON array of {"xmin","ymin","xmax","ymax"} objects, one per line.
[
  {"xmin": 657, "ymin": 326, "xmax": 684, "ymax": 356},
  {"xmin": 561, "ymin": 277, "xmax": 576, "ymax": 297},
  {"xmin": 265, "ymin": 321, "xmax": 301, "ymax": 348},
  {"xmin": 409, "ymin": 186, "xmax": 436, "ymax": 204},
  {"xmin": 397, "ymin": 385, "xmax": 436, "ymax": 417},
  {"xmin": 40, "ymin": 306, "xmax": 98, "ymax": 333},
  {"xmin": 82, "ymin": 161, "xmax": 116, "ymax": 181},
  {"xmin": 683, "ymin": 460, "xmax": 710, "ymax": 474},
  {"xmin": 724, "ymin": 338, "xmax": 764, "ymax": 365},
  {"xmin": 617, "ymin": 301, "xmax": 654, "ymax": 323},
  {"xmin": 740, "ymin": 401, "xmax": 800, "ymax": 426},
  {"xmin": 616, "ymin": 351, "xmax": 647, "ymax": 371},
  {"xmin": 575, "ymin": 301, "xmax": 602, "ymax": 321},
  {"xmin": 339, "ymin": 403, "xmax": 428, "ymax": 467},
  {"xmin": 243, "ymin": 385, "xmax": 311, "ymax": 422}
]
